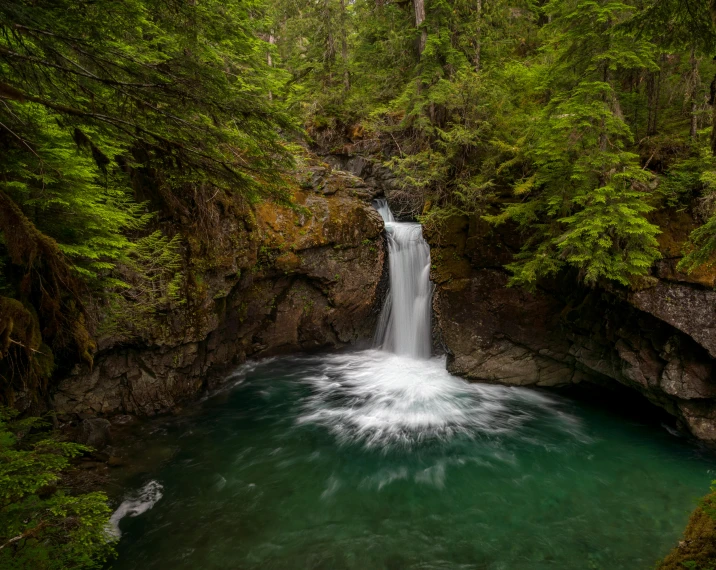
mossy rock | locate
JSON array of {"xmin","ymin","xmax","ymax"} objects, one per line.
[{"xmin": 659, "ymin": 493, "xmax": 716, "ymax": 570}]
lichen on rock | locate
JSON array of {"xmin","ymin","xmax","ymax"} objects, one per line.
[{"xmin": 659, "ymin": 491, "xmax": 716, "ymax": 569}]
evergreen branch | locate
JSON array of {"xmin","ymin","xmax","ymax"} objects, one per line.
[
  {"xmin": 0, "ymin": 46, "xmax": 165, "ymax": 88},
  {"xmin": 0, "ymin": 82, "xmax": 264, "ymax": 181}
]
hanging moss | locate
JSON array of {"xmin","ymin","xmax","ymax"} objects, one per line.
[
  {"xmin": 0, "ymin": 297, "xmax": 39, "ymax": 357},
  {"xmin": 0, "ymin": 296, "xmax": 56, "ymax": 403},
  {"xmin": 0, "ymin": 191, "xmax": 92, "ymax": 403}
]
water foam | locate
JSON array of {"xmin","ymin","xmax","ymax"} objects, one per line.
[
  {"xmin": 383, "ymin": 224, "xmax": 433, "ymax": 358},
  {"xmin": 107, "ymin": 480, "xmax": 164, "ymax": 539},
  {"xmin": 373, "ymin": 198, "xmax": 395, "ymax": 223},
  {"xmin": 373, "ymin": 200, "xmax": 433, "ymax": 359},
  {"xmin": 296, "ymin": 350, "xmax": 582, "ymax": 449}
]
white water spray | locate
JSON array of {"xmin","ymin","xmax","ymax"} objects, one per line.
[
  {"xmin": 373, "ymin": 199, "xmax": 432, "ymax": 359},
  {"xmin": 374, "ymin": 198, "xmax": 395, "ymax": 223},
  {"xmin": 296, "ymin": 350, "xmax": 584, "ymax": 449},
  {"xmin": 107, "ymin": 480, "xmax": 164, "ymax": 540}
]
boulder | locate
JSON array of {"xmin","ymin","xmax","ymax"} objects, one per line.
[{"xmin": 78, "ymin": 418, "xmax": 112, "ymax": 451}]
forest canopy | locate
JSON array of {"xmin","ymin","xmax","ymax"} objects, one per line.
[
  {"xmin": 0, "ymin": 0, "xmax": 294, "ymax": 403},
  {"xmin": 271, "ymin": 0, "xmax": 716, "ymax": 286}
]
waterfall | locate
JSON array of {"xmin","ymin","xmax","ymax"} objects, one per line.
[
  {"xmin": 374, "ymin": 198, "xmax": 395, "ymax": 223},
  {"xmin": 373, "ymin": 199, "xmax": 432, "ymax": 359}
]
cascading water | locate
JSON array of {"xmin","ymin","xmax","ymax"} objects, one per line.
[
  {"xmin": 373, "ymin": 197, "xmax": 395, "ymax": 223},
  {"xmin": 373, "ymin": 199, "xmax": 432, "ymax": 359}
]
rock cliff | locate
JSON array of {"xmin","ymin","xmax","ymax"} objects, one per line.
[
  {"xmin": 52, "ymin": 145, "xmax": 716, "ymax": 444},
  {"xmin": 428, "ymin": 210, "xmax": 716, "ymax": 442},
  {"xmin": 53, "ymin": 162, "xmax": 386, "ymax": 417}
]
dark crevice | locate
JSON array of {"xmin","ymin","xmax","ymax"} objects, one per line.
[{"xmin": 553, "ymin": 379, "xmax": 682, "ymax": 434}]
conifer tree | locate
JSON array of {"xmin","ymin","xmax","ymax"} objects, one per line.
[
  {"xmin": 0, "ymin": 0, "xmax": 293, "ymax": 397},
  {"xmin": 488, "ymin": 0, "xmax": 662, "ymax": 286},
  {"xmin": 0, "ymin": 408, "xmax": 113, "ymax": 569}
]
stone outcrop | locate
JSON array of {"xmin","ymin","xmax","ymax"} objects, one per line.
[
  {"xmin": 628, "ymin": 283, "xmax": 716, "ymax": 359},
  {"xmin": 428, "ymin": 211, "xmax": 716, "ymax": 442},
  {"xmin": 323, "ymin": 153, "xmax": 423, "ymax": 219},
  {"xmin": 308, "ymin": 150, "xmax": 716, "ymax": 443},
  {"xmin": 51, "ymin": 140, "xmax": 716, "ymax": 444},
  {"xmin": 78, "ymin": 418, "xmax": 112, "ymax": 451},
  {"xmin": 53, "ymin": 162, "xmax": 386, "ymax": 417},
  {"xmin": 321, "ymin": 147, "xmax": 716, "ymax": 442}
]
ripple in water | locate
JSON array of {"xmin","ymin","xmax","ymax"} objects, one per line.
[{"xmin": 296, "ymin": 350, "xmax": 586, "ymax": 449}]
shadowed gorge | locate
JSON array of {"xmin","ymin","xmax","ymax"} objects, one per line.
[{"xmin": 4, "ymin": 0, "xmax": 716, "ymax": 568}]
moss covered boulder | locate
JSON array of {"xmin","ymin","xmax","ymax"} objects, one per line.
[{"xmin": 659, "ymin": 492, "xmax": 716, "ymax": 570}]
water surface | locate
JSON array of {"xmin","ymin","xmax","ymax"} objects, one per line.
[{"xmin": 110, "ymin": 351, "xmax": 715, "ymax": 570}]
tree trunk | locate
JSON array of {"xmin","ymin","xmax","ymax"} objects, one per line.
[
  {"xmin": 414, "ymin": 0, "xmax": 426, "ymax": 56},
  {"xmin": 631, "ymin": 73, "xmax": 640, "ymax": 142},
  {"xmin": 324, "ymin": 0, "xmax": 335, "ymax": 86},
  {"xmin": 647, "ymin": 68, "xmax": 661, "ymax": 137},
  {"xmin": 267, "ymin": 32, "xmax": 275, "ymax": 101},
  {"xmin": 689, "ymin": 46, "xmax": 700, "ymax": 141},
  {"xmin": 710, "ymin": 72, "xmax": 716, "ymax": 155},
  {"xmin": 340, "ymin": 0, "xmax": 350, "ymax": 90},
  {"xmin": 600, "ymin": 63, "xmax": 610, "ymax": 153},
  {"xmin": 709, "ymin": 1, "xmax": 716, "ymax": 154},
  {"xmin": 475, "ymin": 0, "xmax": 483, "ymax": 72}
]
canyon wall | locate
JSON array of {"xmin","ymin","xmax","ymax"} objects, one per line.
[
  {"xmin": 52, "ymin": 162, "xmax": 386, "ymax": 417},
  {"xmin": 429, "ymin": 211, "xmax": 716, "ymax": 442},
  {"xmin": 53, "ymin": 147, "xmax": 716, "ymax": 444}
]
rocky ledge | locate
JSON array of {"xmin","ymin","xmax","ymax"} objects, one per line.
[
  {"xmin": 428, "ymin": 210, "xmax": 716, "ymax": 443},
  {"xmin": 53, "ymin": 161, "xmax": 386, "ymax": 417}
]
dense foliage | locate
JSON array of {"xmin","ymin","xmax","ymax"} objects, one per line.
[
  {"xmin": 3, "ymin": 1, "xmax": 716, "ymax": 564},
  {"xmin": 0, "ymin": 408, "xmax": 113, "ymax": 569},
  {"xmin": 4, "ymin": 0, "xmax": 716, "ymax": 400},
  {"xmin": 0, "ymin": 0, "xmax": 293, "ymax": 401},
  {"xmin": 271, "ymin": 0, "xmax": 716, "ymax": 286}
]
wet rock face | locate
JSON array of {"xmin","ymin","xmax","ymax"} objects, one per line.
[
  {"xmin": 628, "ymin": 283, "xmax": 716, "ymax": 358},
  {"xmin": 54, "ymin": 163, "xmax": 386, "ymax": 417},
  {"xmin": 323, "ymin": 154, "xmax": 423, "ymax": 219},
  {"xmin": 430, "ymin": 211, "xmax": 716, "ymax": 442},
  {"xmin": 435, "ymin": 270, "xmax": 583, "ymax": 388}
]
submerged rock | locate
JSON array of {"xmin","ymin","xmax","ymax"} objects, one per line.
[{"xmin": 78, "ymin": 418, "xmax": 112, "ymax": 450}]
